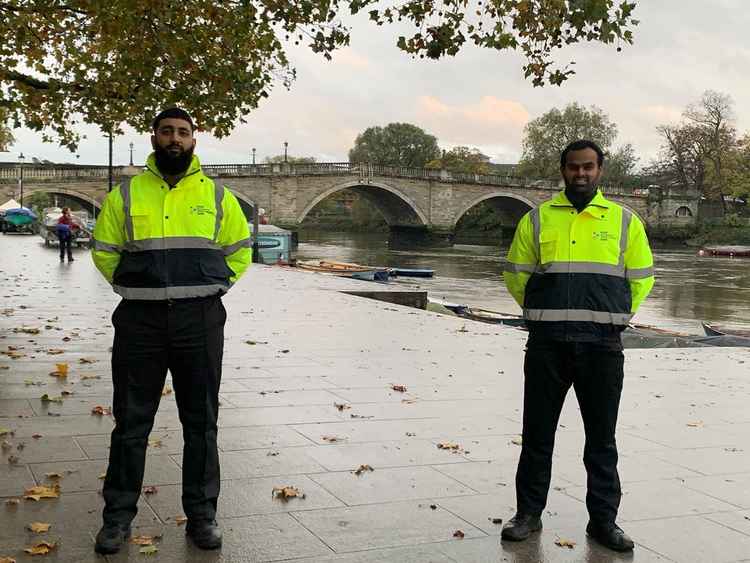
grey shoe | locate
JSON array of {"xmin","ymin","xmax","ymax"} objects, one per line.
[
  {"xmin": 186, "ymin": 519, "xmax": 222, "ymax": 550},
  {"xmin": 586, "ymin": 521, "xmax": 635, "ymax": 552},
  {"xmin": 94, "ymin": 523, "xmax": 131, "ymax": 554},
  {"xmin": 501, "ymin": 513, "xmax": 542, "ymax": 541}
]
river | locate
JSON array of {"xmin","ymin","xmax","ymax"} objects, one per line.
[{"xmin": 297, "ymin": 230, "xmax": 750, "ymax": 335}]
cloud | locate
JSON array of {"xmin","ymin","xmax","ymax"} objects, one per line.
[
  {"xmin": 414, "ymin": 96, "xmax": 529, "ymax": 160},
  {"xmin": 330, "ymin": 48, "xmax": 370, "ymax": 69},
  {"xmin": 639, "ymin": 105, "xmax": 683, "ymax": 125}
]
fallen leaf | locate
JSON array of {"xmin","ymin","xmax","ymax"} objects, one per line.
[
  {"xmin": 244, "ymin": 340, "xmax": 268, "ymax": 345},
  {"xmin": 91, "ymin": 405, "xmax": 111, "ymax": 416},
  {"xmin": 489, "ymin": 517, "xmax": 503, "ymax": 524},
  {"xmin": 142, "ymin": 486, "xmax": 158, "ymax": 495},
  {"xmin": 175, "ymin": 516, "xmax": 188, "ymax": 526},
  {"xmin": 98, "ymin": 473, "xmax": 106, "ymax": 480},
  {"xmin": 13, "ymin": 327, "xmax": 40, "ymax": 335},
  {"xmin": 334, "ymin": 402, "xmax": 350, "ymax": 411},
  {"xmin": 78, "ymin": 358, "xmax": 96, "ymax": 364},
  {"xmin": 353, "ymin": 464, "xmax": 374, "ymax": 475},
  {"xmin": 61, "ymin": 390, "xmax": 73, "ymax": 396},
  {"xmin": 23, "ymin": 541, "xmax": 57, "ymax": 555},
  {"xmin": 401, "ymin": 398, "xmax": 417, "ymax": 404},
  {"xmin": 46, "ymin": 349, "xmax": 64, "ymax": 355},
  {"xmin": 1, "ymin": 441, "xmax": 11, "ymax": 451},
  {"xmin": 437, "ymin": 442, "xmax": 461, "ymax": 451},
  {"xmin": 139, "ymin": 545, "xmax": 158, "ymax": 555},
  {"xmin": 50, "ymin": 363, "xmax": 69, "ymax": 377},
  {"xmin": 8, "ymin": 455, "xmax": 19, "ymax": 465},
  {"xmin": 23, "ymin": 484, "xmax": 60, "ymax": 501},
  {"xmin": 0, "ymin": 428, "xmax": 13, "ymax": 437},
  {"xmin": 686, "ymin": 421, "xmax": 703, "ymax": 427},
  {"xmin": 131, "ymin": 535, "xmax": 158, "ymax": 545},
  {"xmin": 148, "ymin": 439, "xmax": 162, "ymax": 448},
  {"xmin": 272, "ymin": 486, "xmax": 305, "ymax": 501},
  {"xmin": 453, "ymin": 530, "xmax": 465, "ymax": 539},
  {"xmin": 5, "ymin": 498, "xmax": 20, "ymax": 506},
  {"xmin": 555, "ymin": 538, "xmax": 576, "ymax": 549},
  {"xmin": 44, "ymin": 473, "xmax": 63, "ymax": 481},
  {"xmin": 161, "ymin": 386, "xmax": 172, "ymax": 396},
  {"xmin": 31, "ymin": 434, "xmax": 42, "ymax": 439},
  {"xmin": 511, "ymin": 436, "xmax": 523, "ymax": 445},
  {"xmin": 79, "ymin": 374, "xmax": 100, "ymax": 380},
  {"xmin": 0, "ymin": 556, "xmax": 17, "ymax": 563},
  {"xmin": 322, "ymin": 435, "xmax": 343, "ymax": 443},
  {"xmin": 40, "ymin": 394, "xmax": 63, "ymax": 404},
  {"xmin": 27, "ymin": 522, "xmax": 51, "ymax": 533},
  {"xmin": 390, "ymin": 384, "xmax": 407, "ymax": 392}
]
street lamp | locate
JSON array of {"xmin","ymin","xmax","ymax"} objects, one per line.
[
  {"xmin": 251, "ymin": 147, "xmax": 256, "ymax": 165},
  {"xmin": 103, "ymin": 130, "xmax": 113, "ymax": 192},
  {"xmin": 283, "ymin": 141, "xmax": 288, "ymax": 163},
  {"xmin": 18, "ymin": 152, "xmax": 25, "ymax": 208},
  {"xmin": 129, "ymin": 142, "xmax": 134, "ymax": 166}
]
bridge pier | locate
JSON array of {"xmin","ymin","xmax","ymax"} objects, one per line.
[{"xmin": 388, "ymin": 225, "xmax": 454, "ymax": 248}]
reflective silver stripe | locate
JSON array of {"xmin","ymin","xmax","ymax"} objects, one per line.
[
  {"xmin": 213, "ymin": 180, "xmax": 224, "ymax": 242},
  {"xmin": 112, "ymin": 284, "xmax": 227, "ymax": 300},
  {"xmin": 93, "ymin": 239, "xmax": 122, "ymax": 253},
  {"xmin": 123, "ymin": 237, "xmax": 220, "ymax": 252},
  {"xmin": 504, "ymin": 262, "xmax": 537, "ymax": 274},
  {"xmin": 121, "ymin": 179, "xmax": 133, "ymax": 242},
  {"xmin": 626, "ymin": 266, "xmax": 655, "ymax": 279},
  {"xmin": 529, "ymin": 207, "xmax": 541, "ymax": 259},
  {"xmin": 619, "ymin": 208, "xmax": 632, "ymax": 267},
  {"xmin": 540, "ymin": 262, "xmax": 625, "ymax": 277},
  {"xmin": 523, "ymin": 308, "xmax": 633, "ymax": 325},
  {"xmin": 222, "ymin": 237, "xmax": 251, "ymax": 256}
]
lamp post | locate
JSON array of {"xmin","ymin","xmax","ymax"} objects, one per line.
[
  {"xmin": 129, "ymin": 142, "xmax": 134, "ymax": 166},
  {"xmin": 18, "ymin": 152, "xmax": 25, "ymax": 208},
  {"xmin": 252, "ymin": 147, "xmax": 256, "ymax": 165},
  {"xmin": 104, "ymin": 130, "xmax": 113, "ymax": 192},
  {"xmin": 283, "ymin": 141, "xmax": 288, "ymax": 163}
]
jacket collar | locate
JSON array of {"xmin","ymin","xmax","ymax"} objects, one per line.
[
  {"xmin": 550, "ymin": 189, "xmax": 611, "ymax": 211},
  {"xmin": 145, "ymin": 153, "xmax": 202, "ymax": 184}
]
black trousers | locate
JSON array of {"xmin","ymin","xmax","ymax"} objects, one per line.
[
  {"xmin": 58, "ymin": 234, "xmax": 72, "ymax": 260},
  {"xmin": 515, "ymin": 339, "xmax": 624, "ymax": 525},
  {"xmin": 102, "ymin": 296, "xmax": 226, "ymax": 526}
]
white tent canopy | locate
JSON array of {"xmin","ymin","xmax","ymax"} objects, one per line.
[{"xmin": 0, "ymin": 198, "xmax": 21, "ymax": 212}]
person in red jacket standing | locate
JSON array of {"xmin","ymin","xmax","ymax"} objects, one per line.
[{"xmin": 56, "ymin": 207, "xmax": 79, "ymax": 262}]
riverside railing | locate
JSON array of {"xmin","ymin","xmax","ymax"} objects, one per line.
[{"xmin": 0, "ymin": 162, "xmax": 646, "ymax": 197}]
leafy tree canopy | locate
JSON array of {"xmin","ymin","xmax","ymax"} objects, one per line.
[
  {"xmin": 426, "ymin": 146, "xmax": 491, "ymax": 174},
  {"xmin": 516, "ymin": 102, "xmax": 636, "ymax": 184},
  {"xmin": 0, "ymin": 108, "xmax": 13, "ymax": 151},
  {"xmin": 349, "ymin": 123, "xmax": 440, "ymax": 167},
  {"xmin": 264, "ymin": 155, "xmax": 317, "ymax": 164},
  {"xmin": 1, "ymin": 1, "xmax": 638, "ymax": 150}
]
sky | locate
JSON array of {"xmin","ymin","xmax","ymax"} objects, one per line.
[{"xmin": 5, "ymin": 1, "xmax": 750, "ymax": 169}]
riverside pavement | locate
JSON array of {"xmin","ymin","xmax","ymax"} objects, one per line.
[{"xmin": 1, "ymin": 234, "xmax": 749, "ymax": 563}]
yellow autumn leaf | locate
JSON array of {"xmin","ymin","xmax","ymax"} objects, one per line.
[
  {"xmin": 555, "ymin": 538, "xmax": 576, "ymax": 549},
  {"xmin": 139, "ymin": 545, "xmax": 158, "ymax": 555},
  {"xmin": 23, "ymin": 541, "xmax": 56, "ymax": 555},
  {"xmin": 130, "ymin": 535, "xmax": 156, "ymax": 545},
  {"xmin": 49, "ymin": 363, "xmax": 68, "ymax": 377},
  {"xmin": 272, "ymin": 486, "xmax": 305, "ymax": 501},
  {"xmin": 23, "ymin": 484, "xmax": 60, "ymax": 501},
  {"xmin": 27, "ymin": 522, "xmax": 51, "ymax": 533},
  {"xmin": 0, "ymin": 555, "xmax": 17, "ymax": 563}
]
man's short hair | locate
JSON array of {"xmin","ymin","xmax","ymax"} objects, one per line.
[
  {"xmin": 560, "ymin": 140, "xmax": 605, "ymax": 168},
  {"xmin": 152, "ymin": 107, "xmax": 195, "ymax": 132}
]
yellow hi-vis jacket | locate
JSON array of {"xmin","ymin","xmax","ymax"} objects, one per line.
[
  {"xmin": 92, "ymin": 154, "xmax": 251, "ymax": 300},
  {"xmin": 503, "ymin": 189, "xmax": 654, "ymax": 341}
]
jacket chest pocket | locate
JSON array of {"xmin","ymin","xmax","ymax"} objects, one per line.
[
  {"xmin": 128, "ymin": 207, "xmax": 155, "ymax": 239},
  {"xmin": 539, "ymin": 230, "xmax": 558, "ymax": 264}
]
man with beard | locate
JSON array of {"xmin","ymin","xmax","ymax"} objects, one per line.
[
  {"xmin": 501, "ymin": 140, "xmax": 654, "ymax": 552},
  {"xmin": 91, "ymin": 107, "xmax": 251, "ymax": 554}
]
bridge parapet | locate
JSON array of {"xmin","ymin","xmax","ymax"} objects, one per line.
[{"xmin": 1, "ymin": 161, "xmax": 647, "ymax": 197}]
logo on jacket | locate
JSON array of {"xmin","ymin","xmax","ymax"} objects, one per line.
[
  {"xmin": 190, "ymin": 205, "xmax": 214, "ymax": 216},
  {"xmin": 592, "ymin": 231, "xmax": 615, "ymax": 241}
]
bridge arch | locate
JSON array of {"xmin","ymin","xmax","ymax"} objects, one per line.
[
  {"xmin": 22, "ymin": 186, "xmax": 104, "ymax": 213},
  {"xmin": 296, "ymin": 180, "xmax": 428, "ymax": 227}
]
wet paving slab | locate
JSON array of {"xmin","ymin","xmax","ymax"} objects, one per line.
[{"xmin": 1, "ymin": 235, "xmax": 750, "ymax": 561}]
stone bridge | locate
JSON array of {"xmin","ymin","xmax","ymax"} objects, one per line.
[{"xmin": 0, "ymin": 162, "xmax": 698, "ymax": 241}]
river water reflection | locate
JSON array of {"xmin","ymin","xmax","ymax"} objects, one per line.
[{"xmin": 297, "ymin": 230, "xmax": 750, "ymax": 334}]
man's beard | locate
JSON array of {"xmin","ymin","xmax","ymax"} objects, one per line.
[
  {"xmin": 154, "ymin": 144, "xmax": 194, "ymax": 176},
  {"xmin": 564, "ymin": 176, "xmax": 598, "ymax": 194}
]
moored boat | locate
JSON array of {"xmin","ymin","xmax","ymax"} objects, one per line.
[
  {"xmin": 702, "ymin": 322, "xmax": 750, "ymax": 338},
  {"xmin": 389, "ymin": 268, "xmax": 435, "ymax": 278},
  {"xmin": 698, "ymin": 245, "xmax": 750, "ymax": 258},
  {"xmin": 296, "ymin": 260, "xmax": 390, "ymax": 282}
]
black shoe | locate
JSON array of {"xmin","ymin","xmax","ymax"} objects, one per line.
[
  {"xmin": 68, "ymin": 257, "xmax": 74, "ymax": 262},
  {"xmin": 186, "ymin": 519, "xmax": 222, "ymax": 550},
  {"xmin": 94, "ymin": 522, "xmax": 131, "ymax": 554},
  {"xmin": 501, "ymin": 513, "xmax": 542, "ymax": 541},
  {"xmin": 586, "ymin": 521, "xmax": 635, "ymax": 552}
]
